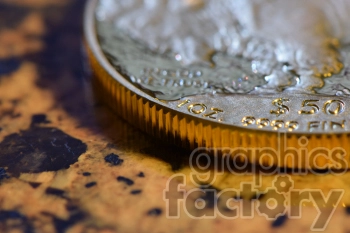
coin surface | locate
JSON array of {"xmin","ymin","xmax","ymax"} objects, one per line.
[{"xmin": 85, "ymin": 0, "xmax": 350, "ymax": 168}]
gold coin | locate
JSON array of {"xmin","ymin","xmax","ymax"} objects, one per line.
[{"xmin": 85, "ymin": 0, "xmax": 350, "ymax": 169}]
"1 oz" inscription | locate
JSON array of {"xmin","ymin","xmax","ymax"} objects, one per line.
[{"xmin": 177, "ymin": 99, "xmax": 224, "ymax": 121}]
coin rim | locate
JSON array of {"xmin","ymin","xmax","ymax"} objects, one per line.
[
  {"xmin": 85, "ymin": 0, "xmax": 350, "ymax": 168},
  {"xmin": 89, "ymin": 0, "xmax": 350, "ymax": 137}
]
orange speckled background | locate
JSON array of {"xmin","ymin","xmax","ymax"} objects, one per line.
[{"xmin": 0, "ymin": 1, "xmax": 350, "ymax": 232}]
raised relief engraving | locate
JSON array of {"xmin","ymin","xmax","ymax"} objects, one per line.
[
  {"xmin": 242, "ymin": 116, "xmax": 299, "ymax": 132},
  {"xmin": 97, "ymin": 0, "xmax": 350, "ymax": 134},
  {"xmin": 270, "ymin": 98, "xmax": 290, "ymax": 116},
  {"xmin": 98, "ymin": 0, "xmax": 350, "ymax": 100},
  {"xmin": 298, "ymin": 99, "xmax": 346, "ymax": 115},
  {"xmin": 203, "ymin": 108, "xmax": 224, "ymax": 119},
  {"xmin": 188, "ymin": 103, "xmax": 207, "ymax": 114},
  {"xmin": 308, "ymin": 120, "xmax": 346, "ymax": 131},
  {"xmin": 177, "ymin": 100, "xmax": 224, "ymax": 121},
  {"xmin": 257, "ymin": 118, "xmax": 270, "ymax": 128},
  {"xmin": 330, "ymin": 120, "xmax": 346, "ymax": 130},
  {"xmin": 308, "ymin": 121, "xmax": 321, "ymax": 132},
  {"xmin": 323, "ymin": 100, "xmax": 345, "ymax": 115},
  {"xmin": 298, "ymin": 100, "xmax": 320, "ymax": 115},
  {"xmin": 285, "ymin": 121, "xmax": 299, "ymax": 132},
  {"xmin": 242, "ymin": 116, "xmax": 256, "ymax": 126},
  {"xmin": 271, "ymin": 120, "xmax": 285, "ymax": 130},
  {"xmin": 177, "ymin": 99, "xmax": 191, "ymax": 108}
]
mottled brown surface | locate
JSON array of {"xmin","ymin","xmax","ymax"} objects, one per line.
[{"xmin": 0, "ymin": 1, "xmax": 350, "ymax": 232}]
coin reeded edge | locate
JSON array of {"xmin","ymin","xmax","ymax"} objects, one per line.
[{"xmin": 84, "ymin": 0, "xmax": 350, "ymax": 169}]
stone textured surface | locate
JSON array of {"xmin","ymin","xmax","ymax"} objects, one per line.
[{"xmin": 0, "ymin": 0, "xmax": 350, "ymax": 232}]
